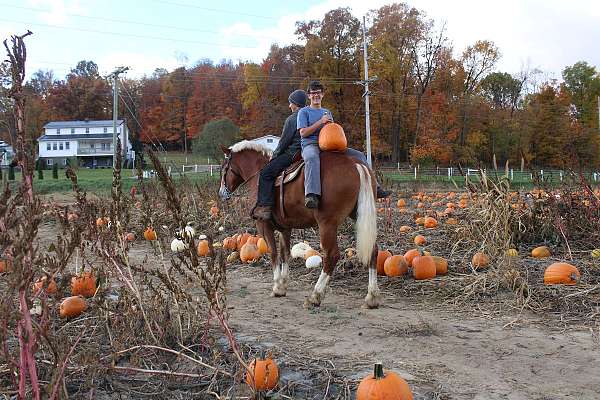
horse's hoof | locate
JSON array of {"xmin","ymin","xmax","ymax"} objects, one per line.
[
  {"xmin": 304, "ymin": 294, "xmax": 321, "ymax": 309},
  {"xmin": 271, "ymin": 290, "xmax": 287, "ymax": 297},
  {"xmin": 363, "ymin": 293, "xmax": 381, "ymax": 309}
]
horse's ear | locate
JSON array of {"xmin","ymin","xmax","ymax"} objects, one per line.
[{"xmin": 220, "ymin": 144, "xmax": 231, "ymax": 156}]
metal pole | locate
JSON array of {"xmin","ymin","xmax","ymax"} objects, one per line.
[{"xmin": 362, "ymin": 16, "xmax": 372, "ymax": 167}]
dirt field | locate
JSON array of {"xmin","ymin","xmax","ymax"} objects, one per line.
[{"xmin": 30, "ymin": 192, "xmax": 600, "ymax": 399}]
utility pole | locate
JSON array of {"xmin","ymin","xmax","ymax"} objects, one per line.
[
  {"xmin": 597, "ymin": 96, "xmax": 600, "ymax": 133},
  {"xmin": 110, "ymin": 66, "xmax": 129, "ymax": 168},
  {"xmin": 355, "ymin": 16, "xmax": 377, "ymax": 167}
]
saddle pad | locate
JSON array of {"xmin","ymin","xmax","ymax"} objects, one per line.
[{"xmin": 274, "ymin": 160, "xmax": 304, "ymax": 187}]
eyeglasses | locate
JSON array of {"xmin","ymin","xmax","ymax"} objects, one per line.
[{"xmin": 308, "ymin": 91, "xmax": 323, "ymax": 96}]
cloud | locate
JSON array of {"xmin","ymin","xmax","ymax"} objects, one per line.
[{"xmin": 26, "ymin": 0, "xmax": 85, "ymax": 25}]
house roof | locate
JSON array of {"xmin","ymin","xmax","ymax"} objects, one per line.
[
  {"xmin": 38, "ymin": 133, "xmax": 115, "ymax": 141},
  {"xmin": 250, "ymin": 134, "xmax": 280, "ymax": 140},
  {"xmin": 43, "ymin": 120, "xmax": 124, "ymax": 129}
]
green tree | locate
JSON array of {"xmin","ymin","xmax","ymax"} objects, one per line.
[
  {"xmin": 192, "ymin": 118, "xmax": 241, "ymax": 162},
  {"xmin": 562, "ymin": 61, "xmax": 600, "ymax": 129}
]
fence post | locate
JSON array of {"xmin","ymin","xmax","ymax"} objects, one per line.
[
  {"xmin": 168, "ymin": 166, "xmax": 171, "ymax": 177},
  {"xmin": 414, "ymin": 167, "xmax": 417, "ymax": 180},
  {"xmin": 397, "ymin": 162, "xmax": 400, "ymax": 171},
  {"xmin": 540, "ymin": 170, "xmax": 543, "ymax": 180},
  {"xmin": 210, "ymin": 165, "xmax": 213, "ymax": 176},
  {"xmin": 195, "ymin": 164, "xmax": 198, "ymax": 173},
  {"xmin": 448, "ymin": 167, "xmax": 451, "ymax": 178},
  {"xmin": 510, "ymin": 169, "xmax": 514, "ymax": 180}
]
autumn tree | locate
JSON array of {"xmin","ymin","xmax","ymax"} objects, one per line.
[{"xmin": 561, "ymin": 61, "xmax": 600, "ymax": 129}]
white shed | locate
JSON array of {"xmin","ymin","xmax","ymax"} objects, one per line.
[{"xmin": 249, "ymin": 135, "xmax": 280, "ymax": 152}]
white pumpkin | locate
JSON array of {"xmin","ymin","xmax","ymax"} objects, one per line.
[
  {"xmin": 291, "ymin": 242, "xmax": 312, "ymax": 259},
  {"xmin": 305, "ymin": 255, "xmax": 322, "ymax": 269},
  {"xmin": 170, "ymin": 238, "xmax": 188, "ymax": 253}
]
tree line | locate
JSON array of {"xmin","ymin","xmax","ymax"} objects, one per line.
[{"xmin": 1, "ymin": 3, "xmax": 599, "ymax": 168}]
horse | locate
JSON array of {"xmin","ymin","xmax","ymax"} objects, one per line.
[{"xmin": 218, "ymin": 141, "xmax": 381, "ymax": 308}]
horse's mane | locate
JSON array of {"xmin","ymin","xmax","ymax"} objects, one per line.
[{"xmin": 230, "ymin": 140, "xmax": 273, "ymax": 158}]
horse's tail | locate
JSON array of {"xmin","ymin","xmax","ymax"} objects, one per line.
[{"xmin": 355, "ymin": 163, "xmax": 377, "ymax": 267}]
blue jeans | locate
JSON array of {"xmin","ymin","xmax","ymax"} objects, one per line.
[{"xmin": 301, "ymin": 142, "xmax": 369, "ymax": 196}]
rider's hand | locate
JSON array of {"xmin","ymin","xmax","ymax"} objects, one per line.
[{"xmin": 319, "ymin": 113, "xmax": 332, "ymax": 125}]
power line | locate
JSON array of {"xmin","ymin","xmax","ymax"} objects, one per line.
[{"xmin": 0, "ymin": 3, "xmax": 284, "ymax": 41}]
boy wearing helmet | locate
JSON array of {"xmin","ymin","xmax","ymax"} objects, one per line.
[
  {"xmin": 298, "ymin": 80, "xmax": 389, "ymax": 209},
  {"xmin": 252, "ymin": 89, "xmax": 307, "ymax": 221}
]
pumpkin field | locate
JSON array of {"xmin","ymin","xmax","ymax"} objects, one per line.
[{"xmin": 2, "ymin": 153, "xmax": 600, "ymax": 399}]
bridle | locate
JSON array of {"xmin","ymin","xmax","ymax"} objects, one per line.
[{"xmin": 220, "ymin": 152, "xmax": 264, "ymax": 199}]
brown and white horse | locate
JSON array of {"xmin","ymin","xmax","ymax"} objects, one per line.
[{"xmin": 218, "ymin": 141, "xmax": 380, "ymax": 308}]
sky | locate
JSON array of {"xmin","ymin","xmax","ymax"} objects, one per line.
[{"xmin": 1, "ymin": 0, "xmax": 599, "ymax": 81}]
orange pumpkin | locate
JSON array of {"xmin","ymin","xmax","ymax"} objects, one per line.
[
  {"xmin": 223, "ymin": 237, "xmax": 237, "ymax": 251},
  {"xmin": 376, "ymin": 250, "xmax": 392, "ymax": 276},
  {"xmin": 472, "ymin": 252, "xmax": 490, "ymax": 269},
  {"xmin": 71, "ymin": 272, "xmax": 97, "ymax": 297},
  {"xmin": 412, "ymin": 255, "xmax": 436, "ymax": 280},
  {"xmin": 0, "ymin": 258, "xmax": 10, "ymax": 273},
  {"xmin": 237, "ymin": 233, "xmax": 251, "ymax": 251},
  {"xmin": 531, "ymin": 246, "xmax": 551, "ymax": 258},
  {"xmin": 257, "ymin": 238, "xmax": 269, "ymax": 254},
  {"xmin": 245, "ymin": 355, "xmax": 279, "ymax": 391},
  {"xmin": 304, "ymin": 248, "xmax": 320, "ymax": 260},
  {"xmin": 397, "ymin": 199, "xmax": 407, "ymax": 208},
  {"xmin": 143, "ymin": 227, "xmax": 157, "ymax": 241},
  {"xmin": 445, "ymin": 218, "xmax": 458, "ymax": 225},
  {"xmin": 33, "ymin": 276, "xmax": 58, "ymax": 295},
  {"xmin": 210, "ymin": 206, "xmax": 219, "ymax": 216},
  {"xmin": 59, "ymin": 296, "xmax": 87, "ymax": 318},
  {"xmin": 240, "ymin": 243, "xmax": 260, "ymax": 263},
  {"xmin": 357, "ymin": 363, "xmax": 413, "ymax": 400},
  {"xmin": 432, "ymin": 256, "xmax": 448, "ymax": 275},
  {"xmin": 404, "ymin": 249, "xmax": 420, "ymax": 267},
  {"xmin": 543, "ymin": 262, "xmax": 580, "ymax": 285},
  {"xmin": 197, "ymin": 240, "xmax": 210, "ymax": 257},
  {"xmin": 413, "ymin": 235, "xmax": 426, "ymax": 246},
  {"xmin": 424, "ymin": 217, "xmax": 438, "ymax": 229},
  {"xmin": 96, "ymin": 217, "xmax": 108, "ymax": 228},
  {"xmin": 318, "ymin": 122, "xmax": 347, "ymax": 152},
  {"xmin": 415, "ymin": 217, "xmax": 425, "ymax": 226},
  {"xmin": 384, "ymin": 255, "xmax": 408, "ymax": 277},
  {"xmin": 399, "ymin": 225, "xmax": 412, "ymax": 233}
]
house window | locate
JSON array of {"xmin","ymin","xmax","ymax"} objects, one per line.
[
  {"xmin": 103, "ymin": 127, "xmax": 108, "ymax": 133},
  {"xmin": 70, "ymin": 128, "xmax": 75, "ymax": 133},
  {"xmin": 267, "ymin": 139, "xmax": 273, "ymax": 143},
  {"xmin": 59, "ymin": 142, "xmax": 64, "ymax": 150},
  {"xmin": 90, "ymin": 143, "xmax": 95, "ymax": 149},
  {"xmin": 56, "ymin": 129, "xmax": 60, "ymax": 134},
  {"xmin": 46, "ymin": 143, "xmax": 50, "ymax": 151},
  {"xmin": 85, "ymin": 128, "xmax": 90, "ymax": 133},
  {"xmin": 65, "ymin": 142, "xmax": 70, "ymax": 150},
  {"xmin": 63, "ymin": 158, "xmax": 67, "ymax": 166},
  {"xmin": 52, "ymin": 142, "xmax": 57, "ymax": 150},
  {"xmin": 47, "ymin": 159, "xmax": 53, "ymax": 166}
]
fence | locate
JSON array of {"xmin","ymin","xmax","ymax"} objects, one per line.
[{"xmin": 137, "ymin": 164, "xmax": 222, "ymax": 179}]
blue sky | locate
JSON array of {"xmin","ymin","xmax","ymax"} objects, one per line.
[{"xmin": 1, "ymin": 0, "xmax": 599, "ymax": 81}]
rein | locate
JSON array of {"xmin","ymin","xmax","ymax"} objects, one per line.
[{"xmin": 221, "ymin": 154, "xmax": 265, "ymax": 198}]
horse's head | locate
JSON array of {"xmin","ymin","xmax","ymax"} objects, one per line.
[{"xmin": 218, "ymin": 144, "xmax": 244, "ymax": 201}]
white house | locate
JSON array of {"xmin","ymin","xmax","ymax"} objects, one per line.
[
  {"xmin": 38, "ymin": 120, "xmax": 134, "ymax": 168},
  {"xmin": 0, "ymin": 140, "xmax": 14, "ymax": 166},
  {"xmin": 250, "ymin": 135, "xmax": 280, "ymax": 152}
]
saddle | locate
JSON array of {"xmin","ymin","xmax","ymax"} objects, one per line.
[{"xmin": 274, "ymin": 152, "xmax": 304, "ymax": 219}]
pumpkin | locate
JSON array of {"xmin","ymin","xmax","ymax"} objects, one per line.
[
  {"xmin": 432, "ymin": 256, "xmax": 448, "ymax": 275},
  {"xmin": 404, "ymin": 249, "xmax": 420, "ymax": 267},
  {"xmin": 424, "ymin": 217, "xmax": 438, "ymax": 228},
  {"xmin": 291, "ymin": 242, "xmax": 311, "ymax": 259},
  {"xmin": 399, "ymin": 225, "xmax": 412, "ymax": 233},
  {"xmin": 412, "ymin": 255, "xmax": 436, "ymax": 280},
  {"xmin": 376, "ymin": 250, "xmax": 392, "ymax": 276},
  {"xmin": 0, "ymin": 258, "xmax": 10, "ymax": 273},
  {"xmin": 445, "ymin": 217, "xmax": 458, "ymax": 225},
  {"xmin": 305, "ymin": 255, "xmax": 322, "ymax": 269},
  {"xmin": 197, "ymin": 240, "xmax": 210, "ymax": 257},
  {"xmin": 543, "ymin": 262, "xmax": 580, "ymax": 285},
  {"xmin": 384, "ymin": 255, "xmax": 408, "ymax": 277},
  {"xmin": 125, "ymin": 232, "xmax": 136, "ymax": 242},
  {"xmin": 472, "ymin": 252, "xmax": 490, "ymax": 269},
  {"xmin": 318, "ymin": 122, "xmax": 347, "ymax": 152},
  {"xmin": 33, "ymin": 276, "xmax": 58, "ymax": 295},
  {"xmin": 143, "ymin": 227, "xmax": 157, "ymax": 241},
  {"xmin": 531, "ymin": 246, "xmax": 551, "ymax": 258},
  {"xmin": 210, "ymin": 206, "xmax": 219, "ymax": 216},
  {"xmin": 304, "ymin": 248, "xmax": 320, "ymax": 260},
  {"xmin": 257, "ymin": 238, "xmax": 269, "ymax": 254},
  {"xmin": 59, "ymin": 296, "xmax": 87, "ymax": 318},
  {"xmin": 506, "ymin": 248, "xmax": 519, "ymax": 257},
  {"xmin": 357, "ymin": 362, "xmax": 413, "ymax": 400},
  {"xmin": 96, "ymin": 217, "xmax": 108, "ymax": 228},
  {"xmin": 413, "ymin": 235, "xmax": 426, "ymax": 246},
  {"xmin": 415, "ymin": 217, "xmax": 425, "ymax": 226},
  {"xmin": 247, "ymin": 236, "xmax": 260, "ymax": 246},
  {"xmin": 171, "ymin": 238, "xmax": 188, "ymax": 253},
  {"xmin": 223, "ymin": 237, "xmax": 237, "ymax": 251},
  {"xmin": 227, "ymin": 251, "xmax": 239, "ymax": 263},
  {"xmin": 591, "ymin": 249, "xmax": 600, "ymax": 258},
  {"xmin": 397, "ymin": 199, "xmax": 407, "ymax": 208},
  {"xmin": 237, "ymin": 233, "xmax": 251, "ymax": 250},
  {"xmin": 71, "ymin": 272, "xmax": 97, "ymax": 297},
  {"xmin": 245, "ymin": 355, "xmax": 279, "ymax": 391},
  {"xmin": 240, "ymin": 243, "xmax": 260, "ymax": 263}
]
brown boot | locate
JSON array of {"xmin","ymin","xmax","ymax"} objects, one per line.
[{"xmin": 252, "ymin": 205, "xmax": 273, "ymax": 220}]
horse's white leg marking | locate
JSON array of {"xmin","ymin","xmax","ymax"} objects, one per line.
[
  {"xmin": 272, "ymin": 263, "xmax": 287, "ymax": 296},
  {"xmin": 364, "ymin": 267, "xmax": 381, "ymax": 308},
  {"xmin": 306, "ymin": 270, "xmax": 330, "ymax": 307},
  {"xmin": 280, "ymin": 262, "xmax": 289, "ymax": 290}
]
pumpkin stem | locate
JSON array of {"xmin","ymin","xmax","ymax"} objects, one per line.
[{"xmin": 373, "ymin": 362, "xmax": 385, "ymax": 379}]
